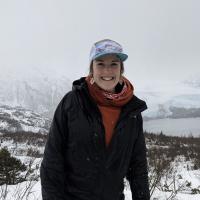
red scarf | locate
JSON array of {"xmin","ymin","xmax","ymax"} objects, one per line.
[
  {"xmin": 85, "ymin": 76, "xmax": 134, "ymax": 107},
  {"xmin": 101, "ymin": 81, "xmax": 127, "ymax": 100}
]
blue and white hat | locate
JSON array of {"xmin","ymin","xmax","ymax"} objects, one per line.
[{"xmin": 89, "ymin": 39, "xmax": 128, "ymax": 64}]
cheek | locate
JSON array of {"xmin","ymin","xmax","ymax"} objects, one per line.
[
  {"xmin": 115, "ymin": 68, "xmax": 121, "ymax": 77},
  {"xmin": 92, "ymin": 68, "xmax": 100, "ymax": 79}
]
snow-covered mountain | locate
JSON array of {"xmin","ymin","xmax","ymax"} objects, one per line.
[
  {"xmin": 184, "ymin": 76, "xmax": 200, "ymax": 89},
  {"xmin": 0, "ymin": 67, "xmax": 72, "ymax": 119},
  {"xmin": 0, "ymin": 105, "xmax": 51, "ymax": 133},
  {"xmin": 137, "ymin": 79, "xmax": 200, "ymax": 120}
]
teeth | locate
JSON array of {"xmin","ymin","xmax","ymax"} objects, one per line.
[{"xmin": 102, "ymin": 77, "xmax": 112, "ymax": 80}]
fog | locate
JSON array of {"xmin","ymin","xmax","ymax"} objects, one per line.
[{"xmin": 0, "ymin": 0, "xmax": 200, "ymax": 92}]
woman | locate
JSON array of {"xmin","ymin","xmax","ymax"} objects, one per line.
[{"xmin": 40, "ymin": 39, "xmax": 150, "ymax": 200}]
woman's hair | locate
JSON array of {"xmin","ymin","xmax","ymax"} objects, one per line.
[{"xmin": 89, "ymin": 59, "xmax": 124, "ymax": 76}]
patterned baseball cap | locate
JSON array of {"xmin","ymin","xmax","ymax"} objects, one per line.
[{"xmin": 89, "ymin": 39, "xmax": 128, "ymax": 63}]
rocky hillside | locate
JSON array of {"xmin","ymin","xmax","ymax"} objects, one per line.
[{"xmin": 0, "ymin": 105, "xmax": 51, "ymax": 134}]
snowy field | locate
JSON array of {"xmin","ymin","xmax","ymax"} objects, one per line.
[
  {"xmin": 1, "ymin": 132, "xmax": 200, "ymax": 199},
  {"xmin": 1, "ymin": 158, "xmax": 200, "ymax": 200},
  {"xmin": 2, "ymin": 177, "xmax": 200, "ymax": 200}
]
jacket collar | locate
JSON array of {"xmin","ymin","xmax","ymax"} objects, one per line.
[{"xmin": 72, "ymin": 77, "xmax": 147, "ymax": 119}]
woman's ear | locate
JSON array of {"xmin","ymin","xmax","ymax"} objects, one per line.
[
  {"xmin": 89, "ymin": 62, "xmax": 93, "ymax": 76},
  {"xmin": 119, "ymin": 76, "xmax": 124, "ymax": 85}
]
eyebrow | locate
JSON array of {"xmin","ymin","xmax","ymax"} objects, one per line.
[
  {"xmin": 95, "ymin": 59, "xmax": 120, "ymax": 62},
  {"xmin": 111, "ymin": 59, "xmax": 120, "ymax": 62}
]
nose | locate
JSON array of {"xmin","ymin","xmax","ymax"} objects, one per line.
[{"xmin": 103, "ymin": 64, "xmax": 112, "ymax": 73}]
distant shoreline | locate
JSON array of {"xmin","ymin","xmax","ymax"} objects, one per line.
[{"xmin": 143, "ymin": 117, "xmax": 200, "ymax": 137}]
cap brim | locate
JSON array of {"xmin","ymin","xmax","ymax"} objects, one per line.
[{"xmin": 92, "ymin": 52, "xmax": 128, "ymax": 62}]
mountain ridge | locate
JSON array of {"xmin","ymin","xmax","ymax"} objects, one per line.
[{"xmin": 0, "ymin": 67, "xmax": 200, "ymax": 121}]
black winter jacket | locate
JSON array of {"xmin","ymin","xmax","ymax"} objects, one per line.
[{"xmin": 40, "ymin": 78, "xmax": 150, "ymax": 200}]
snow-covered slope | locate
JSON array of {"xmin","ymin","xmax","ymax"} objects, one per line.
[
  {"xmin": 0, "ymin": 67, "xmax": 72, "ymax": 119},
  {"xmin": 0, "ymin": 105, "xmax": 51, "ymax": 133}
]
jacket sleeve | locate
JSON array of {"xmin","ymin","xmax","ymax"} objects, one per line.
[
  {"xmin": 126, "ymin": 114, "xmax": 150, "ymax": 200},
  {"xmin": 40, "ymin": 95, "xmax": 69, "ymax": 200}
]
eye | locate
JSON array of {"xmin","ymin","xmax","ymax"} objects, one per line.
[
  {"xmin": 97, "ymin": 63, "xmax": 104, "ymax": 66},
  {"xmin": 111, "ymin": 63, "xmax": 118, "ymax": 66}
]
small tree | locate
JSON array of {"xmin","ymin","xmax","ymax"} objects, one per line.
[{"xmin": 0, "ymin": 147, "xmax": 27, "ymax": 185}]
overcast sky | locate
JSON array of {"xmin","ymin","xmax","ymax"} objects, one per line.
[{"xmin": 0, "ymin": 0, "xmax": 200, "ymax": 92}]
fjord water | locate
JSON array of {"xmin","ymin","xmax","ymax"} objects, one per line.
[{"xmin": 143, "ymin": 117, "xmax": 200, "ymax": 137}]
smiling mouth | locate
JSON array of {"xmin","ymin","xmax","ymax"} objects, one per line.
[{"xmin": 101, "ymin": 77, "xmax": 114, "ymax": 81}]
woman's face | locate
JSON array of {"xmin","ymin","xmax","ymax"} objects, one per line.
[{"xmin": 92, "ymin": 54, "xmax": 121, "ymax": 93}]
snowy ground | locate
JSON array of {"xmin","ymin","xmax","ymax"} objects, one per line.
[
  {"xmin": 1, "ymin": 135, "xmax": 200, "ymax": 199},
  {"xmin": 1, "ymin": 170, "xmax": 200, "ymax": 200},
  {"xmin": 2, "ymin": 181, "xmax": 200, "ymax": 200}
]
